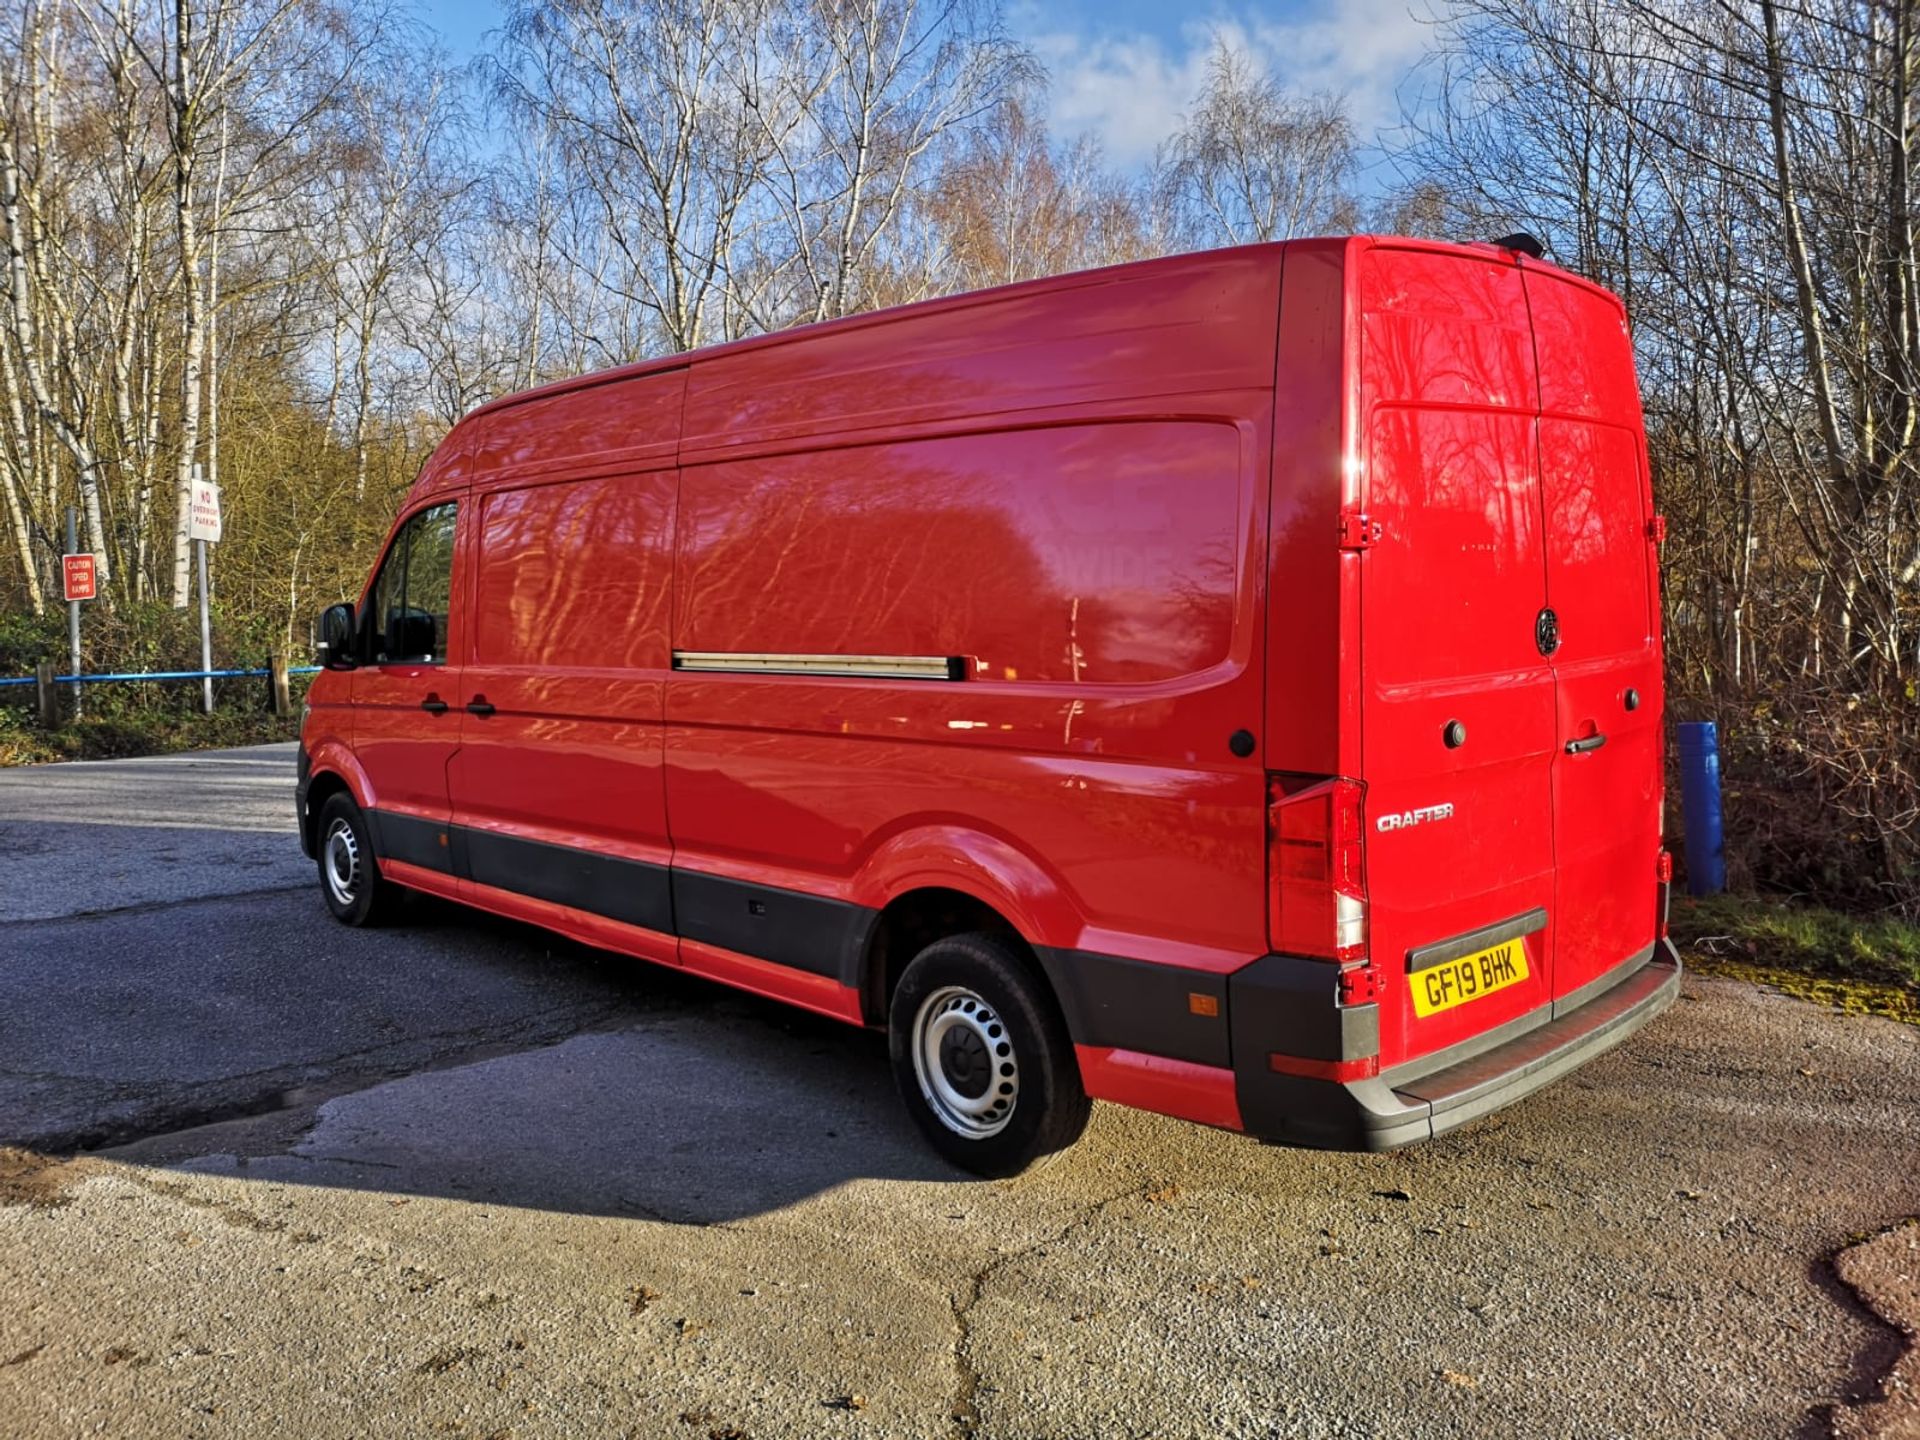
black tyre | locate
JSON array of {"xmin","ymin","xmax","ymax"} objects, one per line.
[
  {"xmin": 315, "ymin": 792, "xmax": 404, "ymax": 926},
  {"xmin": 888, "ymin": 933, "xmax": 1091, "ymax": 1177}
]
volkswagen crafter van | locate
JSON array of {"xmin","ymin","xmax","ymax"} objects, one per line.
[{"xmin": 298, "ymin": 236, "xmax": 1681, "ymax": 1175}]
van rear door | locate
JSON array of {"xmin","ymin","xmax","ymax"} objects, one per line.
[
  {"xmin": 1354, "ymin": 245, "xmax": 1559, "ymax": 1069},
  {"xmin": 1524, "ymin": 269, "xmax": 1663, "ymax": 999}
]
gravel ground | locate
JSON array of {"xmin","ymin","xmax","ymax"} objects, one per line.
[
  {"xmin": 1, "ymin": 744, "xmax": 1915, "ymax": 1439},
  {"xmin": 1834, "ymin": 1224, "xmax": 1920, "ymax": 1440}
]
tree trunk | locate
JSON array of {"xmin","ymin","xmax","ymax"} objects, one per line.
[{"xmin": 168, "ymin": 0, "xmax": 205, "ymax": 609}]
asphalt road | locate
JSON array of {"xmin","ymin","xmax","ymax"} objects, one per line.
[
  {"xmin": 0, "ymin": 743, "xmax": 310, "ymax": 922},
  {"xmin": 1, "ymin": 744, "xmax": 1916, "ymax": 1439}
]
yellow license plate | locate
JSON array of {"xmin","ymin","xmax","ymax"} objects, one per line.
[{"xmin": 1410, "ymin": 938, "xmax": 1530, "ymax": 1018}]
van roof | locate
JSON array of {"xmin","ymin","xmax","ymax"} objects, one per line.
[{"xmin": 458, "ymin": 235, "xmax": 1612, "ymax": 431}]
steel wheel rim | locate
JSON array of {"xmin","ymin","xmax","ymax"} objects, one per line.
[
  {"xmin": 912, "ymin": 985, "xmax": 1019, "ymax": 1139},
  {"xmin": 323, "ymin": 817, "xmax": 361, "ymax": 907}
]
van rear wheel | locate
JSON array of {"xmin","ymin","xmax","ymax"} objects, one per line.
[
  {"xmin": 889, "ymin": 934, "xmax": 1090, "ymax": 1177},
  {"xmin": 316, "ymin": 792, "xmax": 403, "ymax": 927}
]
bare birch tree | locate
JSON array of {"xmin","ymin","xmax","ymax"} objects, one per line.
[
  {"xmin": 1, "ymin": 2, "xmax": 114, "ymax": 591},
  {"xmin": 1152, "ymin": 37, "xmax": 1359, "ymax": 249},
  {"xmin": 491, "ymin": 0, "xmax": 775, "ymax": 356},
  {"xmin": 752, "ymin": 0, "xmax": 1031, "ymax": 326},
  {"xmin": 1399, "ymin": 0, "xmax": 1920, "ymax": 903}
]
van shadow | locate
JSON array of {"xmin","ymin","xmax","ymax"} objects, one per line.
[{"xmin": 150, "ymin": 894, "xmax": 969, "ymax": 1224}]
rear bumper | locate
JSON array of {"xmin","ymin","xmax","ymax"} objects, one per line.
[{"xmin": 1236, "ymin": 940, "xmax": 1682, "ymax": 1150}]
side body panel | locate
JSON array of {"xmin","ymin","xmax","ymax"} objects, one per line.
[
  {"xmin": 445, "ymin": 371, "xmax": 687, "ymax": 971},
  {"xmin": 667, "ymin": 418, "xmax": 1265, "ymax": 966},
  {"xmin": 303, "ymin": 248, "xmax": 1292, "ymax": 1116},
  {"xmin": 666, "ymin": 248, "xmax": 1285, "ymax": 1090}
]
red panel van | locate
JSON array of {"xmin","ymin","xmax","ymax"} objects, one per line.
[{"xmin": 297, "ymin": 236, "xmax": 1680, "ymax": 1175}]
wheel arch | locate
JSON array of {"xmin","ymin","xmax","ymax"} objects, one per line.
[
  {"xmin": 846, "ymin": 823, "xmax": 1085, "ymax": 1029},
  {"xmin": 858, "ymin": 886, "xmax": 1040, "ymax": 1028},
  {"xmin": 299, "ymin": 746, "xmax": 370, "ymax": 858}
]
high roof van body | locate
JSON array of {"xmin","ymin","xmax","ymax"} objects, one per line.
[{"xmin": 298, "ymin": 236, "xmax": 1681, "ymax": 1174}]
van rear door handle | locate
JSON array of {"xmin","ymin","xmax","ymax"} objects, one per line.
[
  {"xmin": 1565, "ymin": 732, "xmax": 1607, "ymax": 755},
  {"xmin": 466, "ymin": 696, "xmax": 496, "ymax": 717},
  {"xmin": 420, "ymin": 694, "xmax": 449, "ymax": 716}
]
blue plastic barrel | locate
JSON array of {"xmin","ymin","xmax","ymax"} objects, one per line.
[{"xmin": 1676, "ymin": 721, "xmax": 1726, "ymax": 896}]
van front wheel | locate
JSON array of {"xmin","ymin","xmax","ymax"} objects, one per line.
[
  {"xmin": 889, "ymin": 934, "xmax": 1090, "ymax": 1177},
  {"xmin": 315, "ymin": 792, "xmax": 403, "ymax": 927}
]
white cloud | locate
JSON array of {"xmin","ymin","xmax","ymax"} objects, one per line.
[
  {"xmin": 1019, "ymin": 2, "xmax": 1440, "ymax": 171},
  {"xmin": 1251, "ymin": 0, "xmax": 1440, "ymax": 131},
  {"xmin": 1025, "ymin": 27, "xmax": 1212, "ymax": 170}
]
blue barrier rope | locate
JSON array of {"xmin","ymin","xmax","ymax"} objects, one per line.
[{"xmin": 0, "ymin": 666, "xmax": 322, "ymax": 688}]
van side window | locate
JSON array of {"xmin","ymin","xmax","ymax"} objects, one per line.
[{"xmin": 367, "ymin": 503, "xmax": 457, "ymax": 664}]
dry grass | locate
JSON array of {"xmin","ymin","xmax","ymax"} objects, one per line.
[{"xmin": 1670, "ymin": 893, "xmax": 1920, "ymax": 1025}]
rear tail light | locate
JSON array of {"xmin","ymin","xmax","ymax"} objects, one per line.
[
  {"xmin": 1656, "ymin": 848, "xmax": 1673, "ymax": 939},
  {"xmin": 1268, "ymin": 775, "xmax": 1370, "ymax": 978}
]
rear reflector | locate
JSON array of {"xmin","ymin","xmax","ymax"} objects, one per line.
[
  {"xmin": 1268, "ymin": 776, "xmax": 1369, "ymax": 963},
  {"xmin": 1268, "ymin": 1052, "xmax": 1380, "ymax": 1082},
  {"xmin": 1336, "ymin": 960, "xmax": 1378, "ymax": 1007},
  {"xmin": 1656, "ymin": 848, "xmax": 1673, "ymax": 939}
]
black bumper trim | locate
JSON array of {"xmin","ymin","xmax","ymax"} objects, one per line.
[
  {"xmin": 1237, "ymin": 940, "xmax": 1682, "ymax": 1150},
  {"xmin": 464, "ymin": 827, "xmax": 675, "ymax": 934},
  {"xmin": 673, "ymin": 868, "xmax": 874, "ymax": 986},
  {"xmin": 366, "ymin": 810, "xmax": 454, "ymax": 874},
  {"xmin": 1227, "ymin": 953, "xmax": 1379, "ymax": 1063},
  {"xmin": 1036, "ymin": 947, "xmax": 1232, "ymax": 1068},
  {"xmin": 361, "ymin": 807, "xmax": 874, "ymax": 987},
  {"xmin": 295, "ymin": 746, "xmax": 313, "ymax": 857}
]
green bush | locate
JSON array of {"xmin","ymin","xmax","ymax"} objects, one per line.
[
  {"xmin": 0, "ymin": 699, "xmax": 303, "ymax": 765},
  {"xmin": 0, "ymin": 599, "xmax": 309, "ymax": 763}
]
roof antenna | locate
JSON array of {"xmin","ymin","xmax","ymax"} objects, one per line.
[{"xmin": 1490, "ymin": 232, "xmax": 1545, "ymax": 259}]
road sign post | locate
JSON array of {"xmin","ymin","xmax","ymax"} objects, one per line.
[
  {"xmin": 187, "ymin": 469, "xmax": 222, "ymax": 714},
  {"xmin": 64, "ymin": 508, "xmax": 84, "ymax": 717},
  {"xmin": 196, "ymin": 540, "xmax": 212, "ymax": 713}
]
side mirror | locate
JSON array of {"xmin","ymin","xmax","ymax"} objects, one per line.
[{"xmin": 316, "ymin": 603, "xmax": 357, "ymax": 669}]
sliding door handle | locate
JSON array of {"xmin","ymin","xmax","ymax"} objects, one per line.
[
  {"xmin": 420, "ymin": 694, "xmax": 449, "ymax": 716},
  {"xmin": 1565, "ymin": 732, "xmax": 1608, "ymax": 755},
  {"xmin": 465, "ymin": 696, "xmax": 496, "ymax": 717}
]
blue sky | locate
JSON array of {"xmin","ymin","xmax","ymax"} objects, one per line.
[{"xmin": 411, "ymin": 0, "xmax": 1437, "ymax": 173}]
